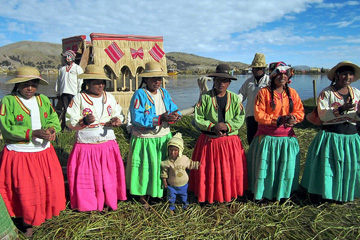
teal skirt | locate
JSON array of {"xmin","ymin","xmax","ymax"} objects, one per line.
[
  {"xmin": 301, "ymin": 130, "xmax": 360, "ymax": 202},
  {"xmin": 126, "ymin": 133, "xmax": 172, "ymax": 198},
  {"xmin": 247, "ymin": 135, "xmax": 300, "ymax": 200},
  {"xmin": 0, "ymin": 194, "xmax": 17, "ymax": 239}
]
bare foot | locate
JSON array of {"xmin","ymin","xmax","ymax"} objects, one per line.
[{"xmin": 25, "ymin": 227, "xmax": 33, "ymax": 238}]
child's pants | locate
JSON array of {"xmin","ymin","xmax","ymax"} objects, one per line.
[{"xmin": 167, "ymin": 183, "xmax": 188, "ymax": 210}]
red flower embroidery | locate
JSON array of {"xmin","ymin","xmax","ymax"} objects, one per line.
[
  {"xmin": 44, "ymin": 112, "xmax": 48, "ymax": 118},
  {"xmin": 16, "ymin": 114, "xmax": 24, "ymax": 122}
]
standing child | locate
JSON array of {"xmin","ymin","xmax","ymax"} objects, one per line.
[
  {"xmin": 66, "ymin": 64, "xmax": 127, "ymax": 211},
  {"xmin": 161, "ymin": 133, "xmax": 199, "ymax": 213},
  {"xmin": 247, "ymin": 62, "xmax": 304, "ymax": 201},
  {"xmin": 126, "ymin": 62, "xmax": 181, "ymax": 209}
]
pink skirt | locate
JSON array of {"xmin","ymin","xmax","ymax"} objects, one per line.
[
  {"xmin": 0, "ymin": 145, "xmax": 66, "ymax": 226},
  {"xmin": 67, "ymin": 140, "xmax": 127, "ymax": 211},
  {"xmin": 189, "ymin": 134, "xmax": 248, "ymax": 203}
]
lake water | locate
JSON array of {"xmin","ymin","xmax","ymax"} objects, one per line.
[{"xmin": 2, "ymin": 74, "xmax": 360, "ymax": 110}]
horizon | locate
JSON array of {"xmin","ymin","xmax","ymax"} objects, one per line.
[{"xmin": 0, "ymin": 0, "xmax": 359, "ymax": 69}]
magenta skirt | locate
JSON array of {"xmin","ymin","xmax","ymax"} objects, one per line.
[{"xmin": 67, "ymin": 140, "xmax": 127, "ymax": 211}]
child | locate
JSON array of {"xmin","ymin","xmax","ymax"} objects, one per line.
[{"xmin": 161, "ymin": 133, "xmax": 199, "ymax": 213}]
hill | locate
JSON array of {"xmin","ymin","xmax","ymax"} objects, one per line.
[
  {"xmin": 0, "ymin": 41, "xmax": 63, "ymax": 71},
  {"xmin": 0, "ymin": 41, "xmax": 248, "ymax": 73}
]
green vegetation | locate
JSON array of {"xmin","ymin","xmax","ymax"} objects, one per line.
[{"xmin": 3, "ymin": 100, "xmax": 360, "ymax": 239}]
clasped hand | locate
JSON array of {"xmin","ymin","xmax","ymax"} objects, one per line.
[
  {"xmin": 32, "ymin": 127, "xmax": 56, "ymax": 141},
  {"xmin": 160, "ymin": 110, "xmax": 181, "ymax": 123},
  {"xmin": 278, "ymin": 115, "xmax": 296, "ymax": 128},
  {"xmin": 212, "ymin": 122, "xmax": 228, "ymax": 137}
]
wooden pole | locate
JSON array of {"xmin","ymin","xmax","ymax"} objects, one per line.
[{"xmin": 312, "ymin": 79, "xmax": 317, "ymax": 106}]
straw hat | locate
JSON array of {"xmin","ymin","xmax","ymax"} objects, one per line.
[
  {"xmin": 6, "ymin": 66, "xmax": 49, "ymax": 85},
  {"xmin": 208, "ymin": 63, "xmax": 237, "ymax": 80},
  {"xmin": 327, "ymin": 61, "xmax": 360, "ymax": 82},
  {"xmin": 250, "ymin": 53, "xmax": 267, "ymax": 68},
  {"xmin": 78, "ymin": 64, "xmax": 111, "ymax": 81},
  {"xmin": 139, "ymin": 62, "xmax": 168, "ymax": 78}
]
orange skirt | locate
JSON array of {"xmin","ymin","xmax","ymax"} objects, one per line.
[
  {"xmin": 188, "ymin": 134, "xmax": 248, "ymax": 203},
  {"xmin": 0, "ymin": 145, "xmax": 66, "ymax": 226}
]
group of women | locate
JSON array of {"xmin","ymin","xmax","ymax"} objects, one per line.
[{"xmin": 0, "ymin": 60, "xmax": 359, "ymax": 238}]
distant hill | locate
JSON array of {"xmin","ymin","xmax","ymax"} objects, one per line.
[
  {"xmin": 292, "ymin": 65, "xmax": 311, "ymax": 71},
  {"xmin": 0, "ymin": 41, "xmax": 62, "ymax": 70},
  {"xmin": 0, "ymin": 41, "xmax": 248, "ymax": 73}
]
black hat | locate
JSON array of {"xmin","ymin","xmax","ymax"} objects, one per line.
[{"xmin": 208, "ymin": 64, "xmax": 237, "ymax": 80}]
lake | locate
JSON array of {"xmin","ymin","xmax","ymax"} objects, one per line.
[{"xmin": 2, "ymin": 74, "xmax": 360, "ymax": 110}]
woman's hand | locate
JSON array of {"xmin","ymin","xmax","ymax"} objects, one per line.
[
  {"xmin": 213, "ymin": 122, "xmax": 228, "ymax": 136},
  {"xmin": 341, "ymin": 98, "xmax": 356, "ymax": 112},
  {"xmin": 84, "ymin": 113, "xmax": 96, "ymax": 125},
  {"xmin": 161, "ymin": 111, "xmax": 179, "ymax": 123},
  {"xmin": 109, "ymin": 117, "xmax": 122, "ymax": 127},
  {"xmin": 278, "ymin": 115, "xmax": 296, "ymax": 128},
  {"xmin": 32, "ymin": 128, "xmax": 54, "ymax": 141}
]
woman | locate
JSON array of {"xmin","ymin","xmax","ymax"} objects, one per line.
[
  {"xmin": 188, "ymin": 63, "xmax": 248, "ymax": 203},
  {"xmin": 66, "ymin": 64, "xmax": 127, "ymax": 211},
  {"xmin": 247, "ymin": 62, "xmax": 304, "ymax": 201},
  {"xmin": 126, "ymin": 62, "xmax": 181, "ymax": 209},
  {"xmin": 0, "ymin": 66, "xmax": 65, "ymax": 236},
  {"xmin": 301, "ymin": 61, "xmax": 360, "ymax": 202}
]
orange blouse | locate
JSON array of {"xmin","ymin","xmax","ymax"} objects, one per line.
[{"xmin": 254, "ymin": 86, "xmax": 304, "ymax": 126}]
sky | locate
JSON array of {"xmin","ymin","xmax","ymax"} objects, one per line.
[{"xmin": 0, "ymin": 0, "xmax": 359, "ymax": 69}]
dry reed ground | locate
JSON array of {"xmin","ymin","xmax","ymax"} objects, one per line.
[{"xmin": 4, "ymin": 99, "xmax": 360, "ymax": 239}]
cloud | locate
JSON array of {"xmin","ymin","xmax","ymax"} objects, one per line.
[{"xmin": 316, "ymin": 0, "xmax": 360, "ymax": 8}]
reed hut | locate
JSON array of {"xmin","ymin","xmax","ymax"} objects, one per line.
[{"xmin": 62, "ymin": 33, "xmax": 168, "ymax": 118}]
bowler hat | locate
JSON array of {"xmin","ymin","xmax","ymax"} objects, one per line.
[{"xmin": 208, "ymin": 64, "xmax": 237, "ymax": 80}]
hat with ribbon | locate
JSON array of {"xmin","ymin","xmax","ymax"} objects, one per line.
[
  {"xmin": 78, "ymin": 64, "xmax": 111, "ymax": 81},
  {"xmin": 327, "ymin": 61, "xmax": 360, "ymax": 82},
  {"xmin": 139, "ymin": 62, "xmax": 168, "ymax": 78},
  {"xmin": 269, "ymin": 61, "xmax": 294, "ymax": 81},
  {"xmin": 250, "ymin": 53, "xmax": 267, "ymax": 68},
  {"xmin": 6, "ymin": 66, "xmax": 49, "ymax": 85},
  {"xmin": 208, "ymin": 63, "xmax": 237, "ymax": 80}
]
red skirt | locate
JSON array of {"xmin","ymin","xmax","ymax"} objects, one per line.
[
  {"xmin": 188, "ymin": 134, "xmax": 248, "ymax": 203},
  {"xmin": 0, "ymin": 145, "xmax": 66, "ymax": 226}
]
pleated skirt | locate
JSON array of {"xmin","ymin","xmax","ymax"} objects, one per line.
[
  {"xmin": 0, "ymin": 145, "xmax": 66, "ymax": 226},
  {"xmin": 247, "ymin": 135, "xmax": 300, "ymax": 201},
  {"xmin": 188, "ymin": 134, "xmax": 248, "ymax": 203},
  {"xmin": 67, "ymin": 140, "xmax": 127, "ymax": 211},
  {"xmin": 301, "ymin": 130, "xmax": 360, "ymax": 202},
  {"xmin": 126, "ymin": 133, "xmax": 172, "ymax": 198},
  {"xmin": 0, "ymin": 194, "xmax": 17, "ymax": 239}
]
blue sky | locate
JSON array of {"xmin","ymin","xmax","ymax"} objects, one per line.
[{"xmin": 0, "ymin": 0, "xmax": 359, "ymax": 68}]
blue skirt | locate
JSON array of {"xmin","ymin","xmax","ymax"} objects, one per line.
[
  {"xmin": 301, "ymin": 130, "xmax": 360, "ymax": 202},
  {"xmin": 247, "ymin": 135, "xmax": 300, "ymax": 200}
]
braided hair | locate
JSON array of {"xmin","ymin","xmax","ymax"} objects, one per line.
[{"xmin": 269, "ymin": 78, "xmax": 294, "ymax": 113}]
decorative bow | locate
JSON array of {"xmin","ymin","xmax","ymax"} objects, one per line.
[{"xmin": 130, "ymin": 47, "xmax": 144, "ymax": 59}]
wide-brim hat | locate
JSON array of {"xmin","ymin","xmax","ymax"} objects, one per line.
[
  {"xmin": 78, "ymin": 64, "xmax": 111, "ymax": 81},
  {"xmin": 327, "ymin": 61, "xmax": 360, "ymax": 82},
  {"xmin": 250, "ymin": 53, "xmax": 267, "ymax": 68},
  {"xmin": 208, "ymin": 63, "xmax": 237, "ymax": 80},
  {"xmin": 6, "ymin": 66, "xmax": 49, "ymax": 85},
  {"xmin": 139, "ymin": 62, "xmax": 168, "ymax": 78}
]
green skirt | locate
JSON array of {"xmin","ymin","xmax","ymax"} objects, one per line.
[
  {"xmin": 247, "ymin": 135, "xmax": 300, "ymax": 200},
  {"xmin": 126, "ymin": 133, "xmax": 172, "ymax": 198},
  {"xmin": 0, "ymin": 194, "xmax": 17, "ymax": 239},
  {"xmin": 301, "ymin": 130, "xmax": 360, "ymax": 202}
]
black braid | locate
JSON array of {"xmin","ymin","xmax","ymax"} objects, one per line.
[
  {"xmin": 139, "ymin": 77, "xmax": 147, "ymax": 89},
  {"xmin": 270, "ymin": 80, "xmax": 276, "ymax": 111},
  {"xmin": 11, "ymin": 84, "xmax": 18, "ymax": 94},
  {"xmin": 80, "ymin": 80, "xmax": 88, "ymax": 92},
  {"xmin": 284, "ymin": 83, "xmax": 294, "ymax": 113}
]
